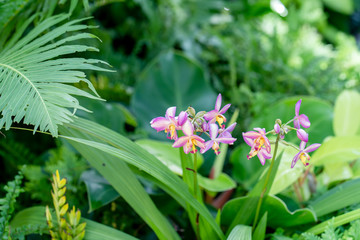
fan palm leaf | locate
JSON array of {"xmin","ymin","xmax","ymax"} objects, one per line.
[{"xmin": 0, "ymin": 13, "xmax": 112, "ymax": 137}]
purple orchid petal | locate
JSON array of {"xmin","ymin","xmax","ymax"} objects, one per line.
[
  {"xmin": 178, "ymin": 111, "xmax": 188, "ymax": 126},
  {"xmin": 172, "ymin": 136, "xmax": 189, "ymax": 148},
  {"xmin": 242, "ymin": 131, "xmax": 261, "ymax": 139},
  {"xmin": 264, "ymin": 137, "xmax": 271, "ymax": 152},
  {"xmin": 295, "ymin": 99, "xmax": 302, "ymax": 116},
  {"xmin": 299, "ymin": 114, "xmax": 311, "ymax": 128},
  {"xmin": 253, "ymin": 128, "xmax": 266, "ymax": 135},
  {"xmin": 215, "ymin": 94, "xmax": 222, "ymax": 111},
  {"xmin": 219, "ymin": 103, "xmax": 231, "ymax": 115},
  {"xmin": 200, "ymin": 140, "xmax": 214, "ymax": 154},
  {"xmin": 225, "ymin": 123, "xmax": 237, "ymax": 133},
  {"xmin": 209, "ymin": 123, "xmax": 219, "ymax": 139},
  {"xmin": 183, "ymin": 143, "xmax": 192, "ymax": 154},
  {"xmin": 202, "ymin": 121, "xmax": 209, "ymax": 132},
  {"xmin": 297, "ymin": 129, "xmax": 308, "ymax": 142},
  {"xmin": 203, "ymin": 110, "xmax": 218, "ymax": 122},
  {"xmin": 299, "ymin": 141, "xmax": 307, "ymax": 150},
  {"xmin": 196, "ymin": 140, "xmax": 205, "ymax": 150},
  {"xmin": 219, "ymin": 131, "xmax": 232, "ymax": 138},
  {"xmin": 304, "ymin": 143, "xmax": 321, "ymax": 153},
  {"xmin": 257, "ymin": 151, "xmax": 267, "ymax": 165},
  {"xmin": 274, "ymin": 123, "xmax": 280, "ymax": 134},
  {"xmin": 217, "ymin": 137, "xmax": 237, "ymax": 144},
  {"xmin": 150, "ymin": 117, "xmax": 170, "ymax": 131},
  {"xmin": 261, "ymin": 149, "xmax": 272, "ymax": 159},
  {"xmin": 192, "ymin": 135, "xmax": 205, "ymax": 144},
  {"xmin": 243, "ymin": 136, "xmax": 254, "ymax": 147},
  {"xmin": 291, "ymin": 151, "xmax": 302, "ymax": 168},
  {"xmin": 294, "ymin": 118, "xmax": 300, "ymax": 129},
  {"xmin": 182, "ymin": 120, "xmax": 194, "ymax": 136},
  {"xmin": 166, "ymin": 107, "xmax": 176, "ymax": 119}
]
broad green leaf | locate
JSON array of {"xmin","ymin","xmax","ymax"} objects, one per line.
[
  {"xmin": 0, "ymin": 14, "xmax": 112, "ymax": 137},
  {"xmin": 250, "ymin": 97, "xmax": 333, "ymax": 144},
  {"xmin": 333, "ymin": 90, "xmax": 360, "ymax": 136},
  {"xmin": 311, "ymin": 136, "xmax": 360, "ymax": 166},
  {"xmin": 270, "ymin": 142, "xmax": 304, "ymax": 195},
  {"xmin": 253, "ymin": 212, "xmax": 267, "ymax": 240},
  {"xmin": 131, "ymin": 50, "xmax": 217, "ymax": 139},
  {"xmin": 10, "ymin": 206, "xmax": 139, "ymax": 240},
  {"xmin": 222, "ymin": 195, "xmax": 316, "ymax": 228},
  {"xmin": 61, "ymin": 118, "xmax": 225, "ymax": 240},
  {"xmin": 60, "ymin": 124, "xmax": 180, "ymax": 240},
  {"xmin": 226, "ymin": 150, "xmax": 284, "ymax": 233},
  {"xmin": 322, "ymin": 0, "xmax": 354, "ymax": 15},
  {"xmin": 309, "ymin": 178, "xmax": 360, "ymax": 217},
  {"xmin": 307, "ymin": 208, "xmax": 360, "ymax": 235},
  {"xmin": 227, "ymin": 225, "xmax": 252, "ymax": 240},
  {"xmin": 322, "ymin": 162, "xmax": 352, "ymax": 184},
  {"xmin": 80, "ymin": 169, "xmax": 120, "ymax": 212},
  {"xmin": 136, "ymin": 139, "xmax": 235, "ymax": 192}
]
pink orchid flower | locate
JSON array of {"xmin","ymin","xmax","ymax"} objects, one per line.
[
  {"xmin": 200, "ymin": 124, "xmax": 237, "ymax": 155},
  {"xmin": 218, "ymin": 122, "xmax": 237, "ymax": 138},
  {"xmin": 294, "ymin": 99, "xmax": 310, "ymax": 129},
  {"xmin": 243, "ymin": 128, "xmax": 272, "ymax": 165},
  {"xmin": 172, "ymin": 120, "xmax": 205, "ymax": 154},
  {"xmin": 150, "ymin": 107, "xmax": 188, "ymax": 140},
  {"xmin": 291, "ymin": 141, "xmax": 321, "ymax": 168},
  {"xmin": 204, "ymin": 94, "xmax": 231, "ymax": 127}
]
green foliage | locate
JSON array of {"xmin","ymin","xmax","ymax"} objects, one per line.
[
  {"xmin": 0, "ymin": 13, "xmax": 112, "ymax": 137},
  {"xmin": 0, "ymin": 0, "xmax": 30, "ymax": 29},
  {"xmin": 0, "ymin": 172, "xmax": 24, "ymax": 239}
]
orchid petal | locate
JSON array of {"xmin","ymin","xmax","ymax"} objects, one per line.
[
  {"xmin": 203, "ymin": 110, "xmax": 218, "ymax": 121},
  {"xmin": 295, "ymin": 99, "xmax": 302, "ymax": 116},
  {"xmin": 209, "ymin": 123, "xmax": 219, "ymax": 139},
  {"xmin": 257, "ymin": 151, "xmax": 267, "ymax": 165},
  {"xmin": 264, "ymin": 137, "xmax": 271, "ymax": 152},
  {"xmin": 183, "ymin": 143, "xmax": 192, "ymax": 154},
  {"xmin": 219, "ymin": 103, "xmax": 231, "ymax": 114},
  {"xmin": 225, "ymin": 122, "xmax": 237, "ymax": 133},
  {"xmin": 215, "ymin": 94, "xmax": 222, "ymax": 111},
  {"xmin": 299, "ymin": 141, "xmax": 307, "ymax": 150},
  {"xmin": 200, "ymin": 140, "xmax": 214, "ymax": 154},
  {"xmin": 299, "ymin": 114, "xmax": 311, "ymax": 128},
  {"xmin": 274, "ymin": 123, "xmax": 280, "ymax": 134},
  {"xmin": 293, "ymin": 118, "xmax": 300, "ymax": 129},
  {"xmin": 150, "ymin": 117, "xmax": 170, "ymax": 131},
  {"xmin": 253, "ymin": 128, "xmax": 266, "ymax": 135},
  {"xmin": 192, "ymin": 135, "xmax": 205, "ymax": 143},
  {"xmin": 291, "ymin": 151, "xmax": 302, "ymax": 168},
  {"xmin": 296, "ymin": 129, "xmax": 308, "ymax": 142},
  {"xmin": 305, "ymin": 143, "xmax": 321, "ymax": 153},
  {"xmin": 243, "ymin": 136, "xmax": 254, "ymax": 146},
  {"xmin": 165, "ymin": 106, "xmax": 176, "ymax": 119},
  {"xmin": 172, "ymin": 136, "xmax": 189, "ymax": 148},
  {"xmin": 217, "ymin": 137, "xmax": 237, "ymax": 144},
  {"xmin": 178, "ymin": 111, "xmax": 188, "ymax": 126},
  {"xmin": 182, "ymin": 120, "xmax": 194, "ymax": 136},
  {"xmin": 260, "ymin": 149, "xmax": 272, "ymax": 159},
  {"xmin": 242, "ymin": 131, "xmax": 260, "ymax": 139}
]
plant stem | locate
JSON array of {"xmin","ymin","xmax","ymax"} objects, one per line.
[
  {"xmin": 193, "ymin": 153, "xmax": 198, "ymax": 199},
  {"xmin": 252, "ymin": 134, "xmax": 280, "ymax": 231}
]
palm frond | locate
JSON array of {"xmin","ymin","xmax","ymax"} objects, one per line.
[{"xmin": 0, "ymin": 14, "xmax": 113, "ymax": 137}]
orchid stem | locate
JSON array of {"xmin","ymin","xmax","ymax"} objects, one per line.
[
  {"xmin": 252, "ymin": 134, "xmax": 280, "ymax": 231},
  {"xmin": 193, "ymin": 153, "xmax": 198, "ymax": 199}
]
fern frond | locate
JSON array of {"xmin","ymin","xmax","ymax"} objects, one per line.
[{"xmin": 0, "ymin": 14, "xmax": 113, "ymax": 137}]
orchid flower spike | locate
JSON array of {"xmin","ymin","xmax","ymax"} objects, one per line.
[
  {"xmin": 294, "ymin": 99, "xmax": 310, "ymax": 129},
  {"xmin": 150, "ymin": 107, "xmax": 187, "ymax": 140},
  {"xmin": 201, "ymin": 123, "xmax": 237, "ymax": 155},
  {"xmin": 172, "ymin": 120, "xmax": 205, "ymax": 154},
  {"xmin": 204, "ymin": 93, "xmax": 231, "ymax": 127},
  {"xmin": 291, "ymin": 141, "xmax": 321, "ymax": 168},
  {"xmin": 242, "ymin": 128, "xmax": 272, "ymax": 165}
]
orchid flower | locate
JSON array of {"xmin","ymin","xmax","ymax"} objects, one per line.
[
  {"xmin": 296, "ymin": 129, "xmax": 308, "ymax": 142},
  {"xmin": 294, "ymin": 99, "xmax": 310, "ymax": 129},
  {"xmin": 203, "ymin": 94, "xmax": 231, "ymax": 127},
  {"xmin": 172, "ymin": 120, "xmax": 205, "ymax": 154},
  {"xmin": 219, "ymin": 122, "xmax": 237, "ymax": 138},
  {"xmin": 242, "ymin": 128, "xmax": 272, "ymax": 165},
  {"xmin": 200, "ymin": 123, "xmax": 236, "ymax": 155},
  {"xmin": 291, "ymin": 141, "xmax": 321, "ymax": 168},
  {"xmin": 150, "ymin": 107, "xmax": 187, "ymax": 140}
]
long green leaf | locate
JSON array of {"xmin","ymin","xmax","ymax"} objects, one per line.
[
  {"xmin": 61, "ymin": 117, "xmax": 225, "ymax": 239},
  {"xmin": 253, "ymin": 212, "xmax": 267, "ymax": 240},
  {"xmin": 309, "ymin": 178, "xmax": 360, "ymax": 217},
  {"xmin": 307, "ymin": 208, "xmax": 360, "ymax": 235},
  {"xmin": 0, "ymin": 14, "xmax": 112, "ymax": 137},
  {"xmin": 227, "ymin": 225, "xmax": 252, "ymax": 240},
  {"xmin": 59, "ymin": 124, "xmax": 180, "ymax": 240},
  {"xmin": 10, "ymin": 206, "xmax": 139, "ymax": 240}
]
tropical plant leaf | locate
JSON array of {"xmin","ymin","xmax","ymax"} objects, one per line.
[
  {"xmin": 0, "ymin": 0, "xmax": 30, "ymax": 30},
  {"xmin": 0, "ymin": 13, "xmax": 112, "ymax": 137},
  {"xmin": 227, "ymin": 225, "xmax": 252, "ymax": 240},
  {"xmin": 10, "ymin": 206, "xmax": 139, "ymax": 240}
]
